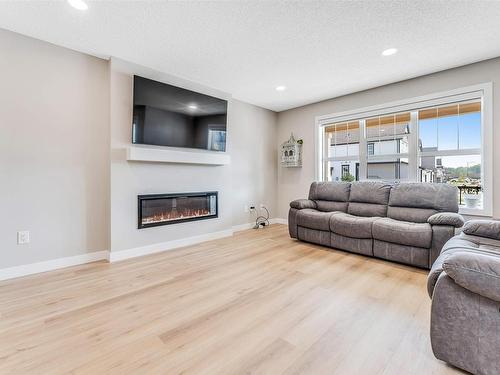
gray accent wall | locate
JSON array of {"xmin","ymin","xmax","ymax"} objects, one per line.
[
  {"xmin": 0, "ymin": 29, "xmax": 110, "ymax": 268},
  {"xmin": 276, "ymin": 57, "xmax": 500, "ymax": 220},
  {"xmin": 229, "ymin": 100, "xmax": 278, "ymax": 226}
]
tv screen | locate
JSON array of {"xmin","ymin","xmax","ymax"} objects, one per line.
[{"xmin": 132, "ymin": 76, "xmax": 227, "ymax": 151}]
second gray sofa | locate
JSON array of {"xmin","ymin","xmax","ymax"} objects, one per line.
[
  {"xmin": 427, "ymin": 220, "xmax": 500, "ymax": 375},
  {"xmin": 289, "ymin": 181, "xmax": 464, "ymax": 269}
]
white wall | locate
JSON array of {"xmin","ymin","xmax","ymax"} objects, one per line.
[
  {"xmin": 109, "ymin": 59, "xmax": 277, "ymax": 253},
  {"xmin": 277, "ymin": 57, "xmax": 500, "ymax": 219},
  {"xmin": 0, "ymin": 29, "xmax": 110, "ymax": 268}
]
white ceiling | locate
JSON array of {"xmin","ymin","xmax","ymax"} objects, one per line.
[{"xmin": 1, "ymin": 1, "xmax": 500, "ymax": 112}]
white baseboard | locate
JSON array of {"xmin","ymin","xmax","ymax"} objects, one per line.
[
  {"xmin": 108, "ymin": 229, "xmax": 234, "ymax": 262},
  {"xmin": 0, "ymin": 250, "xmax": 109, "ymax": 281},
  {"xmin": 232, "ymin": 222, "xmax": 255, "ymax": 232},
  {"xmin": 271, "ymin": 218, "xmax": 288, "ymax": 225},
  {"xmin": 232, "ymin": 218, "xmax": 287, "ymax": 232},
  {"xmin": 0, "ymin": 219, "xmax": 289, "ymax": 281}
]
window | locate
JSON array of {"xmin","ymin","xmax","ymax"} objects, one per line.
[
  {"xmin": 208, "ymin": 128, "xmax": 226, "ymax": 151},
  {"xmin": 418, "ymin": 101, "xmax": 482, "ymax": 208},
  {"xmin": 367, "ymin": 143, "xmax": 374, "ymax": 156},
  {"xmin": 323, "ymin": 121, "xmax": 360, "ymax": 182},
  {"xmin": 342, "ymin": 164, "xmax": 350, "ymax": 178},
  {"xmin": 365, "ymin": 112, "xmax": 410, "ymax": 181},
  {"xmin": 316, "ymin": 84, "xmax": 492, "ymax": 215}
]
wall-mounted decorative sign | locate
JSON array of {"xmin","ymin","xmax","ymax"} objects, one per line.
[{"xmin": 281, "ymin": 133, "xmax": 303, "ymax": 167}]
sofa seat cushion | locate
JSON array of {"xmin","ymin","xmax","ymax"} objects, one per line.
[
  {"xmin": 329, "ymin": 213, "xmax": 379, "ymax": 239},
  {"xmin": 372, "ymin": 218, "xmax": 432, "ymax": 248},
  {"xmin": 296, "ymin": 209, "xmax": 336, "ymax": 231}
]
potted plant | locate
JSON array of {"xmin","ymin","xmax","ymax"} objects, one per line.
[
  {"xmin": 464, "ymin": 193, "xmax": 482, "ymax": 208},
  {"xmin": 341, "ymin": 173, "xmax": 355, "ymax": 182}
]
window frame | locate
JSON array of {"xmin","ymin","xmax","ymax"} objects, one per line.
[{"xmin": 315, "ymin": 83, "xmax": 493, "ymax": 217}]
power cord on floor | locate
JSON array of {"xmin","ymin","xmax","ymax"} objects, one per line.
[{"xmin": 250, "ymin": 205, "xmax": 270, "ymax": 229}]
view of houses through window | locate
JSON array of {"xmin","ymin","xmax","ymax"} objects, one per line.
[
  {"xmin": 321, "ymin": 99, "xmax": 483, "ymax": 209},
  {"xmin": 365, "ymin": 112, "xmax": 410, "ymax": 181},
  {"xmin": 417, "ymin": 102, "xmax": 481, "ymax": 207}
]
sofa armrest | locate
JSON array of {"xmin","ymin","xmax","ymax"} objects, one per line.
[
  {"xmin": 427, "ymin": 212, "xmax": 464, "ymax": 228},
  {"xmin": 462, "ymin": 220, "xmax": 500, "ymax": 240},
  {"xmin": 427, "ymin": 254, "xmax": 446, "ymax": 298},
  {"xmin": 443, "ymin": 251, "xmax": 500, "ymax": 302},
  {"xmin": 290, "ymin": 199, "xmax": 317, "ymax": 210}
]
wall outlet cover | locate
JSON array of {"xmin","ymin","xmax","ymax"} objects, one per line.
[{"xmin": 17, "ymin": 231, "xmax": 30, "ymax": 245}]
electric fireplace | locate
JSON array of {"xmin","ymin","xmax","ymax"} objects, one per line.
[{"xmin": 138, "ymin": 192, "xmax": 218, "ymax": 229}]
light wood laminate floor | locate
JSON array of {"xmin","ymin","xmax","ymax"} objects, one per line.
[{"xmin": 0, "ymin": 224, "xmax": 465, "ymax": 374}]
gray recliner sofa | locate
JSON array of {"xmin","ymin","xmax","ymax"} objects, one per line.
[
  {"xmin": 428, "ymin": 220, "xmax": 500, "ymax": 375},
  {"xmin": 289, "ymin": 181, "xmax": 464, "ymax": 269}
]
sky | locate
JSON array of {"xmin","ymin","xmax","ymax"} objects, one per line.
[{"xmin": 419, "ymin": 112, "xmax": 481, "ymax": 168}]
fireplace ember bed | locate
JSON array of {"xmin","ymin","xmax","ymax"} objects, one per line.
[{"xmin": 138, "ymin": 192, "xmax": 218, "ymax": 229}]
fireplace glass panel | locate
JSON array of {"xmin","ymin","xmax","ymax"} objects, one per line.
[{"xmin": 138, "ymin": 192, "xmax": 217, "ymax": 228}]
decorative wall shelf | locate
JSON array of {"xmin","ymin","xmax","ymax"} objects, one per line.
[
  {"xmin": 281, "ymin": 133, "xmax": 303, "ymax": 167},
  {"xmin": 126, "ymin": 145, "xmax": 231, "ymax": 166}
]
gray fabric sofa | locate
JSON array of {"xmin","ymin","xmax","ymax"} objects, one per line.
[
  {"xmin": 427, "ymin": 220, "xmax": 500, "ymax": 375},
  {"xmin": 289, "ymin": 181, "xmax": 463, "ymax": 269}
]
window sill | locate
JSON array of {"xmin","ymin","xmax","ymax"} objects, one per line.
[{"xmin": 459, "ymin": 206, "xmax": 491, "ymax": 218}]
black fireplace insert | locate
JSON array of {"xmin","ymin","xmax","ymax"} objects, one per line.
[{"xmin": 138, "ymin": 192, "xmax": 218, "ymax": 229}]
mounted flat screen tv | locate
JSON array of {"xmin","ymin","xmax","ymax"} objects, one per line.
[{"xmin": 132, "ymin": 76, "xmax": 227, "ymax": 151}]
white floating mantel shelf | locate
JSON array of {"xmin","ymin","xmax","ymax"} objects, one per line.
[{"xmin": 126, "ymin": 146, "xmax": 231, "ymax": 166}]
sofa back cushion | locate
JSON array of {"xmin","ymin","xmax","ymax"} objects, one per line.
[
  {"xmin": 387, "ymin": 206, "xmax": 438, "ymax": 223},
  {"xmin": 316, "ymin": 200, "xmax": 349, "ymax": 212},
  {"xmin": 347, "ymin": 181, "xmax": 391, "ymax": 217},
  {"xmin": 348, "ymin": 202, "xmax": 387, "ymax": 217},
  {"xmin": 308, "ymin": 182, "xmax": 350, "ymax": 212},
  {"xmin": 388, "ymin": 183, "xmax": 459, "ymax": 223}
]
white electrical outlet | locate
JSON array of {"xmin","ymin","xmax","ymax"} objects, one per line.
[
  {"xmin": 244, "ymin": 205, "xmax": 249, "ymax": 213},
  {"xmin": 17, "ymin": 231, "xmax": 30, "ymax": 245},
  {"xmin": 260, "ymin": 203, "xmax": 265, "ymax": 209}
]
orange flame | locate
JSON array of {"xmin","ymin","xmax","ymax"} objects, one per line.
[{"xmin": 142, "ymin": 208, "xmax": 211, "ymax": 224}]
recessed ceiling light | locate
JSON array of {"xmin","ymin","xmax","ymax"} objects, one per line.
[
  {"xmin": 275, "ymin": 85, "xmax": 287, "ymax": 92},
  {"xmin": 68, "ymin": 0, "xmax": 88, "ymax": 10},
  {"xmin": 381, "ymin": 48, "xmax": 398, "ymax": 56},
  {"xmin": 188, "ymin": 105, "xmax": 198, "ymax": 110}
]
